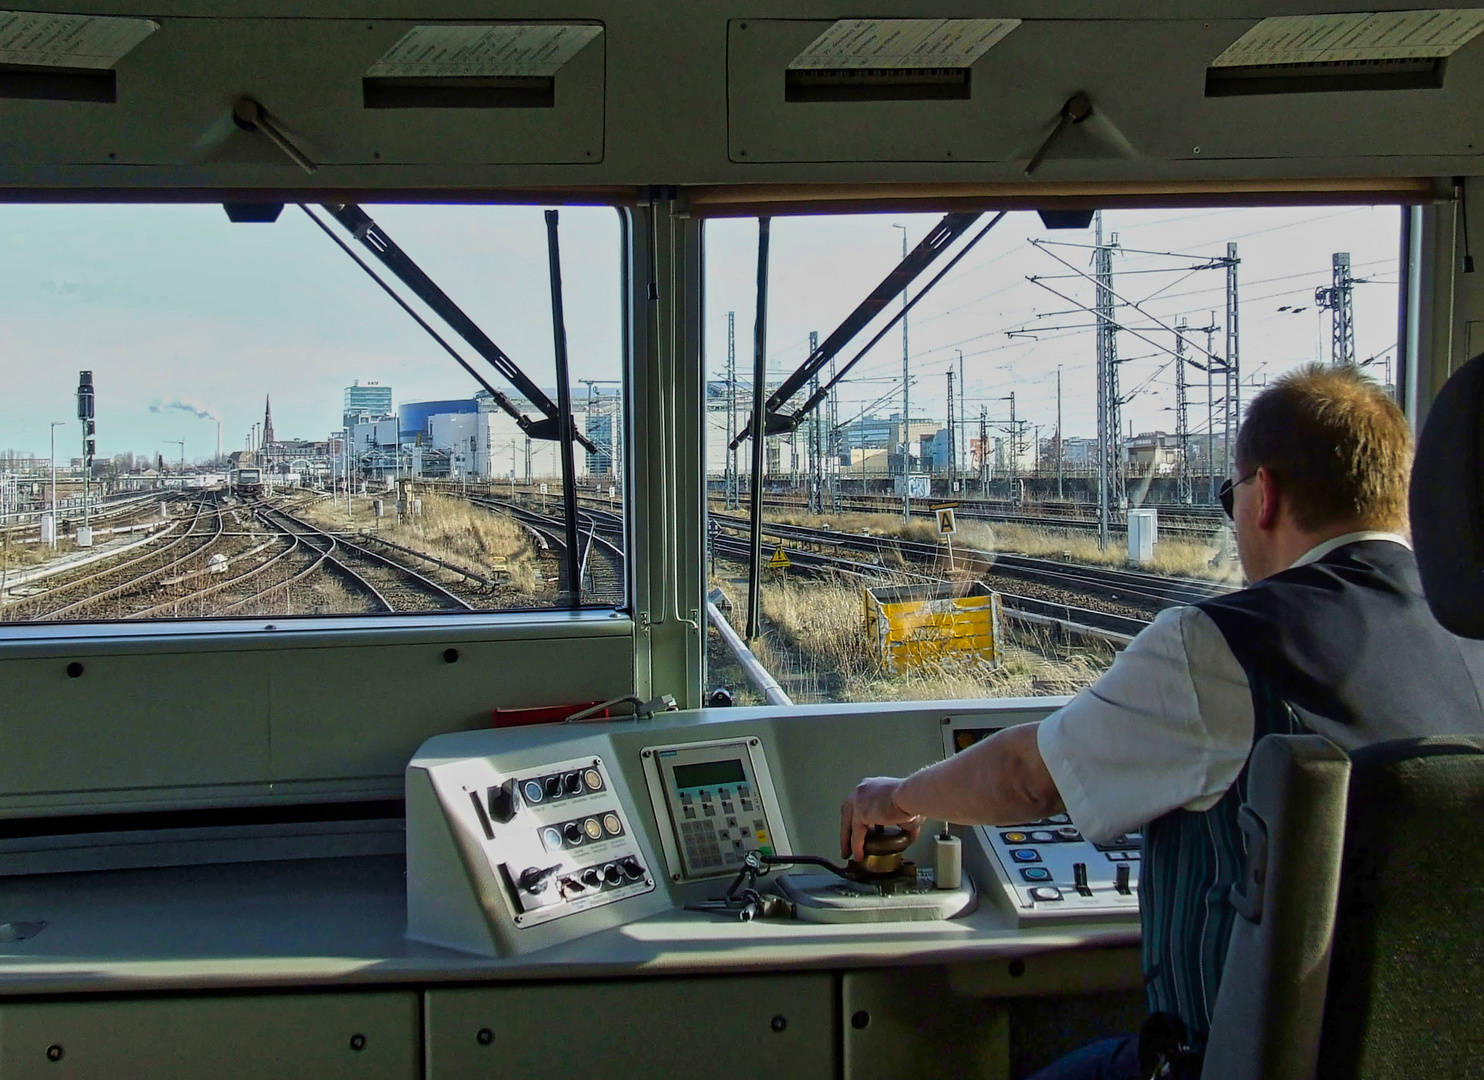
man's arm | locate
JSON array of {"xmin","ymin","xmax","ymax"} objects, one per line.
[{"xmin": 839, "ymin": 723, "xmax": 1062, "ymax": 861}]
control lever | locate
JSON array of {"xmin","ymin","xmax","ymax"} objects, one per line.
[
  {"xmin": 1073, "ymin": 862, "xmax": 1093, "ymax": 897},
  {"xmin": 1115, "ymin": 863, "xmax": 1132, "ymax": 896},
  {"xmin": 518, "ymin": 864, "xmax": 562, "ymax": 893}
]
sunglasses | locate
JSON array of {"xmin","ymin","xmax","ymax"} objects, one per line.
[{"xmin": 1219, "ymin": 470, "xmax": 1258, "ymax": 519}]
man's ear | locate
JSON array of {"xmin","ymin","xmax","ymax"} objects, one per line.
[{"xmin": 1256, "ymin": 467, "xmax": 1281, "ymax": 531}]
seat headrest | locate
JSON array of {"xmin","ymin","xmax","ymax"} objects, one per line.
[{"xmin": 1410, "ymin": 351, "xmax": 1484, "ymax": 638}]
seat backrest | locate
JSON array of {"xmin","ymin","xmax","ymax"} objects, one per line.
[
  {"xmin": 1203, "ymin": 734, "xmax": 1352, "ymax": 1080},
  {"xmin": 1314, "ymin": 735, "xmax": 1484, "ymax": 1079},
  {"xmin": 1410, "ymin": 350, "xmax": 1484, "ymax": 639}
]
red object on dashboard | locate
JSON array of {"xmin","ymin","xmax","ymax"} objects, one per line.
[{"xmin": 491, "ymin": 702, "xmax": 607, "ymax": 728}]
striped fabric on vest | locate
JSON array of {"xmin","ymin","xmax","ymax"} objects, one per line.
[{"xmin": 1139, "ymin": 674, "xmax": 1303, "ymax": 1045}]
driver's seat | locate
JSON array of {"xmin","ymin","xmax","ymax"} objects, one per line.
[{"xmin": 1202, "ymin": 353, "xmax": 1484, "ymax": 1079}]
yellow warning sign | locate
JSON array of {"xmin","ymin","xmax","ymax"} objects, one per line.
[
  {"xmin": 767, "ymin": 548, "xmax": 791, "ymax": 569},
  {"xmin": 935, "ymin": 507, "xmax": 958, "ymax": 535}
]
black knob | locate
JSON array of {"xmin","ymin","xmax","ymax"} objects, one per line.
[
  {"xmin": 563, "ymin": 822, "xmax": 583, "ymax": 845},
  {"xmin": 620, "ymin": 857, "xmax": 644, "ymax": 880},
  {"xmin": 603, "ymin": 863, "xmax": 623, "ymax": 887},
  {"xmin": 519, "ymin": 865, "xmax": 557, "ymax": 893},
  {"xmin": 582, "ymin": 868, "xmax": 602, "ymax": 889},
  {"xmin": 563, "ymin": 771, "xmax": 583, "ymax": 795},
  {"xmin": 487, "ymin": 780, "xmax": 519, "ymax": 825},
  {"xmin": 1073, "ymin": 862, "xmax": 1092, "ymax": 896},
  {"xmin": 1115, "ymin": 863, "xmax": 1132, "ymax": 895},
  {"xmin": 544, "ymin": 775, "xmax": 563, "ymax": 799}
]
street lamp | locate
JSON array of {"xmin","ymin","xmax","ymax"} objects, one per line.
[{"xmin": 48, "ymin": 421, "xmax": 65, "ymax": 548}]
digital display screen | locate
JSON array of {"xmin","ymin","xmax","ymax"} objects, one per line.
[{"xmin": 673, "ymin": 759, "xmax": 746, "ymax": 790}]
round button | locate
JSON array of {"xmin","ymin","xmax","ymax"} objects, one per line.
[
  {"xmin": 1057, "ymin": 826, "xmax": 1081, "ymax": 840},
  {"xmin": 1049, "ymin": 813, "xmax": 1071, "ymax": 824},
  {"xmin": 541, "ymin": 826, "xmax": 563, "ymax": 851},
  {"xmin": 583, "ymin": 817, "xmax": 603, "ymax": 841},
  {"xmin": 1003, "ymin": 831, "xmax": 1027, "ymax": 843},
  {"xmin": 1030, "ymin": 830, "xmax": 1055, "ymax": 842},
  {"xmin": 584, "ymin": 768, "xmax": 603, "ymax": 791},
  {"xmin": 1030, "ymin": 886, "xmax": 1063, "ymax": 902},
  {"xmin": 1021, "ymin": 867, "xmax": 1052, "ymax": 882},
  {"xmin": 563, "ymin": 822, "xmax": 583, "ymax": 845},
  {"xmin": 1011, "ymin": 849, "xmax": 1041, "ymax": 863},
  {"xmin": 523, "ymin": 780, "xmax": 544, "ymax": 803},
  {"xmin": 603, "ymin": 813, "xmax": 622, "ymax": 836},
  {"xmin": 544, "ymin": 776, "xmax": 563, "ymax": 799}
]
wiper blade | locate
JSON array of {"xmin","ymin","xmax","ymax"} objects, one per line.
[
  {"xmin": 319, "ymin": 202, "xmax": 595, "ymax": 453},
  {"xmin": 731, "ymin": 210, "xmax": 989, "ymax": 448}
]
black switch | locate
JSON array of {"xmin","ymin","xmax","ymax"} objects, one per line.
[
  {"xmin": 1073, "ymin": 862, "xmax": 1093, "ymax": 897},
  {"xmin": 563, "ymin": 771, "xmax": 583, "ymax": 796},
  {"xmin": 1115, "ymin": 863, "xmax": 1132, "ymax": 895},
  {"xmin": 620, "ymin": 857, "xmax": 645, "ymax": 880},
  {"xmin": 487, "ymin": 779, "xmax": 520, "ymax": 825},
  {"xmin": 582, "ymin": 868, "xmax": 602, "ymax": 889},
  {"xmin": 603, "ymin": 863, "xmax": 623, "ymax": 887},
  {"xmin": 563, "ymin": 822, "xmax": 583, "ymax": 845},
  {"xmin": 519, "ymin": 865, "xmax": 558, "ymax": 893},
  {"xmin": 544, "ymin": 775, "xmax": 563, "ymax": 799}
]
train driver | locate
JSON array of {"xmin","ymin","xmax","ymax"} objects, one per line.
[{"xmin": 839, "ymin": 363, "xmax": 1484, "ymax": 1078}]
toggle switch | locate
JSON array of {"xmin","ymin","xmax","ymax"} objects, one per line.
[
  {"xmin": 519, "ymin": 865, "xmax": 560, "ymax": 893},
  {"xmin": 1115, "ymin": 863, "xmax": 1132, "ymax": 895},
  {"xmin": 1073, "ymin": 862, "xmax": 1092, "ymax": 897},
  {"xmin": 487, "ymin": 779, "xmax": 520, "ymax": 825}
]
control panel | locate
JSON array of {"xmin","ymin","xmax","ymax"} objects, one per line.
[
  {"xmin": 641, "ymin": 737, "xmax": 791, "ymax": 882},
  {"xmin": 407, "ymin": 746, "xmax": 664, "ymax": 957},
  {"xmin": 943, "ymin": 719, "xmax": 1140, "ymax": 924}
]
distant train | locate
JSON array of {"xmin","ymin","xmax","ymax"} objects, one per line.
[{"xmin": 229, "ymin": 467, "xmax": 263, "ymax": 498}]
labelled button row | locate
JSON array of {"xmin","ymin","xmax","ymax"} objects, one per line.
[
  {"xmin": 521, "ymin": 768, "xmax": 605, "ymax": 805},
  {"xmin": 1001, "ymin": 826, "xmax": 1082, "ymax": 845},
  {"xmin": 540, "ymin": 811, "xmax": 625, "ymax": 851},
  {"xmin": 556, "ymin": 857, "xmax": 647, "ymax": 899}
]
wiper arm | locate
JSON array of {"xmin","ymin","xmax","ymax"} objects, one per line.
[
  {"xmin": 318, "ymin": 202, "xmax": 595, "ymax": 453},
  {"xmin": 730, "ymin": 210, "xmax": 992, "ymax": 449}
]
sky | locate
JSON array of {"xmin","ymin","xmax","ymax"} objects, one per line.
[
  {"xmin": 0, "ymin": 201, "xmax": 1399, "ymax": 463},
  {"xmin": 707, "ymin": 204, "xmax": 1402, "ymax": 447},
  {"xmin": 0, "ymin": 203, "xmax": 623, "ymax": 463}
]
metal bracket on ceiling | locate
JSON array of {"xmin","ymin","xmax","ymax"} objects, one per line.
[{"xmin": 232, "ymin": 96, "xmax": 317, "ymax": 176}]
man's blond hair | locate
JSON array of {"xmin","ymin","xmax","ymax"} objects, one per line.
[{"xmin": 1235, "ymin": 364, "xmax": 1411, "ymax": 533}]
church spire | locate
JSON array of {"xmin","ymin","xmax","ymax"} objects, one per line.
[{"xmin": 262, "ymin": 394, "xmax": 275, "ymax": 446}]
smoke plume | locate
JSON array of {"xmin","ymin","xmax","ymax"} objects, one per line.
[{"xmin": 150, "ymin": 396, "xmax": 220, "ymax": 422}]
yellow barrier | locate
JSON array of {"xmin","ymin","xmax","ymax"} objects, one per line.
[{"xmin": 863, "ymin": 581, "xmax": 1004, "ymax": 672}]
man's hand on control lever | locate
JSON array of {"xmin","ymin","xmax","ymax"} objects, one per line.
[
  {"xmin": 840, "ymin": 777, "xmax": 925, "ymax": 862},
  {"xmin": 839, "ymin": 724, "xmax": 1067, "ymax": 863}
]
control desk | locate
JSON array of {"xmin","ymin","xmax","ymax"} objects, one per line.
[{"xmin": 407, "ymin": 706, "xmax": 1142, "ymax": 958}]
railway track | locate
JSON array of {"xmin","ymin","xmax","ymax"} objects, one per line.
[
  {"xmin": 706, "ymin": 513, "xmax": 1228, "ymax": 617},
  {"xmin": 466, "ymin": 495, "xmax": 1158, "ymax": 644},
  {"xmin": 1, "ymin": 497, "xmax": 234, "ymax": 621},
  {"xmin": 470, "ymin": 497, "xmax": 625, "ymax": 605},
  {"xmin": 251, "ymin": 503, "xmax": 477, "ymax": 614}
]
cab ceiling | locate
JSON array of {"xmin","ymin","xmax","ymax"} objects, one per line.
[{"xmin": 0, "ymin": 1, "xmax": 1480, "ymax": 193}]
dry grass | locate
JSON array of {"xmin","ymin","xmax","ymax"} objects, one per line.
[
  {"xmin": 763, "ymin": 508, "xmax": 1240, "ymax": 584},
  {"xmin": 716, "ymin": 574, "xmax": 1114, "ymax": 705},
  {"xmin": 304, "ymin": 493, "xmax": 543, "ymax": 595}
]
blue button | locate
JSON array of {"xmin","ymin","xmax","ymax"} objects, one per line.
[
  {"xmin": 523, "ymin": 780, "xmax": 544, "ymax": 803},
  {"xmin": 1010, "ymin": 848, "xmax": 1041, "ymax": 863},
  {"xmin": 1021, "ymin": 867, "xmax": 1052, "ymax": 882}
]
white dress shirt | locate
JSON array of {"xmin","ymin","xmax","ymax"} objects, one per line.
[{"xmin": 1036, "ymin": 532, "xmax": 1410, "ymax": 843}]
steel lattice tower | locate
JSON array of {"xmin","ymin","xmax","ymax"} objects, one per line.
[
  {"xmin": 1315, "ymin": 251, "xmax": 1355, "ymax": 367},
  {"xmin": 725, "ymin": 310, "xmax": 738, "ymax": 509},
  {"xmin": 1224, "ymin": 243, "xmax": 1242, "ymax": 478},
  {"xmin": 1093, "ymin": 212, "xmax": 1123, "ymax": 548},
  {"xmin": 1175, "ymin": 318, "xmax": 1191, "ymax": 504}
]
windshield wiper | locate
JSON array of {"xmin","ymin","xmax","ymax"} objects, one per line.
[{"xmin": 315, "ymin": 202, "xmax": 595, "ymax": 453}]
